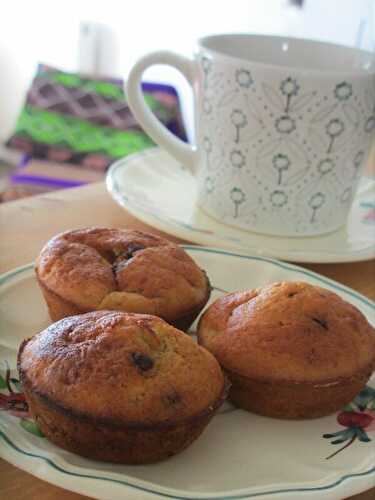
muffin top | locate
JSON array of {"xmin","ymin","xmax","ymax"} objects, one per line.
[
  {"xmin": 18, "ymin": 311, "xmax": 225, "ymax": 425},
  {"xmin": 36, "ymin": 227, "xmax": 209, "ymax": 320},
  {"xmin": 198, "ymin": 281, "xmax": 375, "ymax": 383}
]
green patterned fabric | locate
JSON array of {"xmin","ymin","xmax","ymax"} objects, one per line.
[
  {"xmin": 48, "ymin": 70, "xmax": 160, "ymax": 107},
  {"xmin": 7, "ymin": 64, "xmax": 186, "ymax": 171},
  {"xmin": 15, "ymin": 105, "xmax": 154, "ymax": 157},
  {"xmin": 48, "ymin": 70, "xmax": 172, "ymax": 123}
]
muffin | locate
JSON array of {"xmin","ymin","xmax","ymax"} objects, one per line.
[
  {"xmin": 36, "ymin": 227, "xmax": 210, "ymax": 330},
  {"xmin": 197, "ymin": 281, "xmax": 375, "ymax": 419},
  {"xmin": 18, "ymin": 311, "xmax": 227, "ymax": 463}
]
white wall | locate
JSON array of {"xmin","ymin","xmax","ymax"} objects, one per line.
[{"xmin": 0, "ymin": 0, "xmax": 372, "ymax": 141}]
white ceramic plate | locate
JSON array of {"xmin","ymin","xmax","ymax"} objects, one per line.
[
  {"xmin": 0, "ymin": 248, "xmax": 374, "ymax": 500},
  {"xmin": 106, "ymin": 148, "xmax": 375, "ymax": 263}
]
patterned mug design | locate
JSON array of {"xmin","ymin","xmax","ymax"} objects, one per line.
[
  {"xmin": 124, "ymin": 40, "xmax": 374, "ymax": 237},
  {"xmin": 198, "ymin": 58, "xmax": 374, "ymax": 236}
]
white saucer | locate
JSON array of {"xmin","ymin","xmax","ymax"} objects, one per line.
[{"xmin": 107, "ymin": 148, "xmax": 375, "ymax": 263}]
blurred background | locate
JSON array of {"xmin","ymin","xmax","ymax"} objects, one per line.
[
  {"xmin": 1, "ymin": 0, "xmax": 374, "ymax": 140},
  {"xmin": 0, "ymin": 0, "xmax": 373, "ymax": 199}
]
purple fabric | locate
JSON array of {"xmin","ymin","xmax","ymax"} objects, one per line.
[{"xmin": 11, "ymin": 173, "xmax": 86, "ymax": 188}]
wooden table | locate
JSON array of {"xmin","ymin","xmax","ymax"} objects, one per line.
[{"xmin": 0, "ymin": 182, "xmax": 374, "ymax": 500}]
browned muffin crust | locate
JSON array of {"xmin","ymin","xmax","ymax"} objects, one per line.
[
  {"xmin": 18, "ymin": 311, "xmax": 226, "ymax": 463},
  {"xmin": 198, "ymin": 282, "xmax": 375, "ymax": 383},
  {"xmin": 225, "ymin": 367, "xmax": 371, "ymax": 419},
  {"xmin": 36, "ymin": 227, "xmax": 211, "ymax": 329},
  {"xmin": 198, "ymin": 281, "xmax": 375, "ymax": 419}
]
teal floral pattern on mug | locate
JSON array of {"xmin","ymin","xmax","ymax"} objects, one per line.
[{"xmin": 197, "ymin": 50, "xmax": 374, "ymax": 236}]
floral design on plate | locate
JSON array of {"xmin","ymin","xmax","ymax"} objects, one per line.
[
  {"xmin": 0, "ymin": 361, "xmax": 44, "ymax": 437},
  {"xmin": 323, "ymin": 386, "xmax": 375, "ymax": 459},
  {"xmin": 360, "ymin": 202, "xmax": 375, "ymax": 225}
]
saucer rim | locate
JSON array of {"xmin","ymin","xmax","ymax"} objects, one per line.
[{"xmin": 106, "ymin": 147, "xmax": 375, "ymax": 264}]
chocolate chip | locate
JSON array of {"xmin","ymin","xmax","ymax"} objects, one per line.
[
  {"xmin": 131, "ymin": 352, "xmax": 154, "ymax": 371},
  {"xmin": 112, "ymin": 244, "xmax": 145, "ymax": 274},
  {"xmin": 112, "ymin": 259, "xmax": 126, "ymax": 275},
  {"xmin": 312, "ymin": 317, "xmax": 328, "ymax": 330},
  {"xmin": 100, "ymin": 249, "xmax": 117, "ymax": 264},
  {"xmin": 288, "ymin": 292, "xmax": 297, "ymax": 297},
  {"xmin": 167, "ymin": 392, "xmax": 181, "ymax": 404},
  {"xmin": 124, "ymin": 243, "xmax": 145, "ymax": 260},
  {"xmin": 165, "ymin": 392, "xmax": 182, "ymax": 406}
]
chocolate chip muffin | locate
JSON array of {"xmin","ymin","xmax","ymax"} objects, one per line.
[
  {"xmin": 36, "ymin": 227, "xmax": 210, "ymax": 330},
  {"xmin": 197, "ymin": 281, "xmax": 375, "ymax": 419},
  {"xmin": 18, "ymin": 311, "xmax": 227, "ymax": 463}
]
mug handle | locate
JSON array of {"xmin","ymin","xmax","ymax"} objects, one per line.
[{"xmin": 126, "ymin": 51, "xmax": 198, "ymax": 174}]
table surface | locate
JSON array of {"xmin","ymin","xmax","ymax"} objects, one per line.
[{"xmin": 0, "ymin": 182, "xmax": 374, "ymax": 500}]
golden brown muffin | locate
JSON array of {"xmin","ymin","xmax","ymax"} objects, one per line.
[
  {"xmin": 197, "ymin": 281, "xmax": 375, "ymax": 419},
  {"xmin": 18, "ymin": 311, "xmax": 227, "ymax": 463},
  {"xmin": 35, "ymin": 227, "xmax": 210, "ymax": 330}
]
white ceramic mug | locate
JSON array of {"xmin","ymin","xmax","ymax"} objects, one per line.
[{"xmin": 126, "ymin": 34, "xmax": 375, "ymax": 237}]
